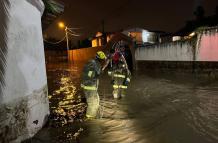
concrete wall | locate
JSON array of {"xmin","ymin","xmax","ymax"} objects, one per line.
[
  {"xmin": 135, "ymin": 28, "xmax": 218, "ymax": 74},
  {"xmin": 135, "ymin": 41, "xmax": 194, "ymax": 61},
  {"xmin": 0, "ymin": 0, "xmax": 49, "ymax": 142},
  {"xmin": 136, "ymin": 28, "xmax": 218, "ymax": 62}
]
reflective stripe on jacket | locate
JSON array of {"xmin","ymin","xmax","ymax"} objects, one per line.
[
  {"xmin": 81, "ymin": 59, "xmax": 101, "ymax": 86},
  {"xmin": 81, "ymin": 84, "xmax": 97, "ymax": 91},
  {"xmin": 114, "ymin": 74, "xmax": 125, "ymax": 78}
]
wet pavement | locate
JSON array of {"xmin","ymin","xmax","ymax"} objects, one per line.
[{"xmin": 24, "ymin": 62, "xmax": 218, "ymax": 143}]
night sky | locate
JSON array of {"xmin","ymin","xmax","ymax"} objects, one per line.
[{"xmin": 45, "ymin": 0, "xmax": 218, "ymax": 41}]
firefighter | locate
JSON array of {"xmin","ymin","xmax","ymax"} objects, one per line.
[
  {"xmin": 103, "ymin": 48, "xmax": 131, "ymax": 99},
  {"xmin": 81, "ymin": 51, "xmax": 107, "ymax": 118},
  {"xmin": 112, "ymin": 49, "xmax": 131, "ymax": 98}
]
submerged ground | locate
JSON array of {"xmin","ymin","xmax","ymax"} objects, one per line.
[{"xmin": 24, "ymin": 62, "xmax": 218, "ymax": 143}]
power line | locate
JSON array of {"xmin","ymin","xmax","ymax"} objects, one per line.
[
  {"xmin": 43, "ymin": 36, "xmax": 66, "ymax": 44},
  {"xmin": 68, "ymin": 32, "xmax": 80, "ymax": 37}
]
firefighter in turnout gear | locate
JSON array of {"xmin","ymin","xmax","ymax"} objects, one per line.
[
  {"xmin": 102, "ymin": 48, "xmax": 131, "ymax": 99},
  {"xmin": 81, "ymin": 51, "xmax": 107, "ymax": 118},
  {"xmin": 112, "ymin": 50, "xmax": 131, "ymax": 98}
]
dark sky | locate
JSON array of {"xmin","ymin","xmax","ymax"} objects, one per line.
[{"xmin": 45, "ymin": 0, "xmax": 218, "ymax": 41}]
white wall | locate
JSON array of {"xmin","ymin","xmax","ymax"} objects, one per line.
[
  {"xmin": 135, "ymin": 41, "xmax": 194, "ymax": 61},
  {"xmin": 135, "ymin": 29, "xmax": 218, "ymax": 62},
  {"xmin": 0, "ymin": 0, "xmax": 49, "ymax": 142},
  {"xmin": 4, "ymin": 0, "xmax": 46, "ymax": 102}
]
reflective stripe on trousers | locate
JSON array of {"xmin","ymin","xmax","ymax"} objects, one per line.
[{"xmin": 113, "ymin": 84, "xmax": 128, "ymax": 89}]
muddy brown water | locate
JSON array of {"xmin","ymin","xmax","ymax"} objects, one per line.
[{"xmin": 25, "ymin": 62, "xmax": 218, "ymax": 143}]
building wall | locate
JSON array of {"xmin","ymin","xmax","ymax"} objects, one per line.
[
  {"xmin": 92, "ymin": 38, "xmax": 102, "ymax": 47},
  {"xmin": 142, "ymin": 30, "xmax": 158, "ymax": 44},
  {"xmin": 123, "ymin": 28, "xmax": 159, "ymax": 44},
  {"xmin": 0, "ymin": 0, "xmax": 49, "ymax": 142},
  {"xmin": 92, "ymin": 38, "xmax": 98, "ymax": 47},
  {"xmin": 92, "ymin": 34, "xmax": 114, "ymax": 47}
]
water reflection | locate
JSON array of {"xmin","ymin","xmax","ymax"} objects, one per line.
[
  {"xmin": 185, "ymin": 87, "xmax": 218, "ymax": 142},
  {"xmin": 26, "ymin": 63, "xmax": 218, "ymax": 143},
  {"xmin": 47, "ymin": 63, "xmax": 86, "ymax": 127},
  {"xmin": 80, "ymin": 74, "xmax": 218, "ymax": 143}
]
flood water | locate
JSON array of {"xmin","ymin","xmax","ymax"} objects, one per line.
[{"xmin": 27, "ymin": 62, "xmax": 218, "ymax": 143}]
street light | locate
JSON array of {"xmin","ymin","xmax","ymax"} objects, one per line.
[
  {"xmin": 58, "ymin": 22, "xmax": 80, "ymax": 62},
  {"xmin": 58, "ymin": 22, "xmax": 70, "ymax": 52},
  {"xmin": 58, "ymin": 22, "xmax": 65, "ymax": 29}
]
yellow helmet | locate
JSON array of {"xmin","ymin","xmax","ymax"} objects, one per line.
[{"xmin": 96, "ymin": 51, "xmax": 106, "ymax": 60}]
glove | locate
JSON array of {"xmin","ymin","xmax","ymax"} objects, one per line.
[{"xmin": 123, "ymin": 78, "xmax": 130, "ymax": 86}]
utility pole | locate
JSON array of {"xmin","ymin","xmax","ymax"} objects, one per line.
[
  {"xmin": 58, "ymin": 22, "xmax": 80, "ymax": 63},
  {"xmin": 65, "ymin": 26, "xmax": 70, "ymax": 62},
  {"xmin": 65, "ymin": 27, "xmax": 69, "ymax": 50}
]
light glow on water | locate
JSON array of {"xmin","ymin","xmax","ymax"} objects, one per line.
[{"xmin": 30, "ymin": 63, "xmax": 218, "ymax": 143}]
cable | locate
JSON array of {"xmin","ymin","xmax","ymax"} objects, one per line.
[
  {"xmin": 43, "ymin": 36, "xmax": 66, "ymax": 44},
  {"xmin": 67, "ymin": 28, "xmax": 77, "ymax": 34},
  {"xmin": 67, "ymin": 29, "xmax": 81, "ymax": 37},
  {"xmin": 67, "ymin": 32, "xmax": 80, "ymax": 37},
  {"xmin": 67, "ymin": 27, "xmax": 82, "ymax": 30}
]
